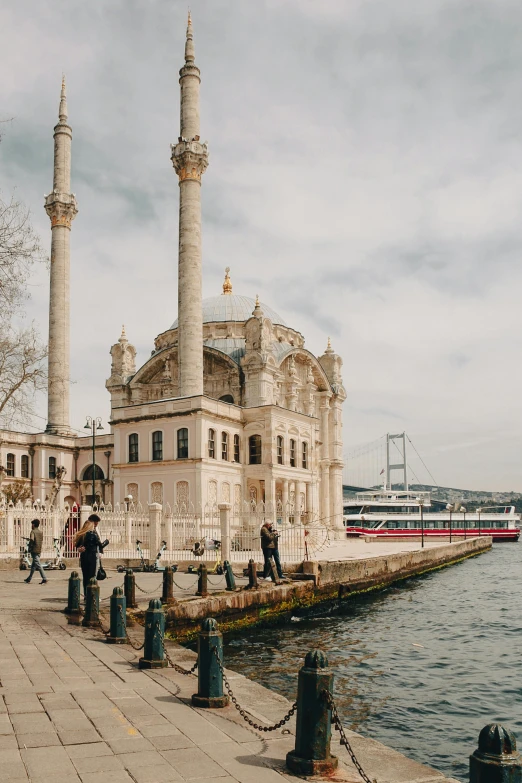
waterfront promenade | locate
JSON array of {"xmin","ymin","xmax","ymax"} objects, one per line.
[{"xmin": 0, "ymin": 566, "xmax": 462, "ymax": 783}]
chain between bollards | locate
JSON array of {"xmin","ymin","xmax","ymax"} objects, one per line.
[
  {"xmin": 323, "ymin": 691, "xmax": 374, "ymax": 783},
  {"xmin": 211, "ymin": 647, "xmax": 297, "ymax": 731},
  {"xmin": 135, "ymin": 580, "xmax": 164, "ymax": 595},
  {"xmin": 116, "ymin": 604, "xmax": 145, "ymax": 650},
  {"xmin": 157, "ymin": 626, "xmax": 199, "ymax": 675}
]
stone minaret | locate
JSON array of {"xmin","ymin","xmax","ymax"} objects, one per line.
[
  {"xmin": 44, "ymin": 77, "xmax": 78, "ymax": 434},
  {"xmin": 171, "ymin": 13, "xmax": 208, "ymax": 397}
]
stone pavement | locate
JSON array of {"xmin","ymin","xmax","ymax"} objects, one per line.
[{"xmin": 0, "ymin": 571, "xmax": 458, "ymax": 783}]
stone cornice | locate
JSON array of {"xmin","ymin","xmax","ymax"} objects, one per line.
[
  {"xmin": 44, "ymin": 191, "xmax": 78, "ymax": 228},
  {"xmin": 171, "ymin": 139, "xmax": 208, "ymax": 183}
]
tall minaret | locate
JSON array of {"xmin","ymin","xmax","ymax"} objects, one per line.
[
  {"xmin": 171, "ymin": 13, "xmax": 208, "ymax": 397},
  {"xmin": 44, "ymin": 77, "xmax": 78, "ymax": 435}
]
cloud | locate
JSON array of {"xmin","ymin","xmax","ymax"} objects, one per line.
[{"xmin": 1, "ymin": 0, "xmax": 522, "ymax": 490}]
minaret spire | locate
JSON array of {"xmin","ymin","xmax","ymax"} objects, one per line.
[
  {"xmin": 171, "ymin": 14, "xmax": 208, "ymax": 397},
  {"xmin": 44, "ymin": 77, "xmax": 78, "ymax": 435}
]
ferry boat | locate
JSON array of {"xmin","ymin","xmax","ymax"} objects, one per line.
[{"xmin": 344, "ymin": 489, "xmax": 521, "ymax": 542}]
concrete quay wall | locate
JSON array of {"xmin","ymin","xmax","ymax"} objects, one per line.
[{"xmin": 161, "ymin": 537, "xmax": 491, "ymax": 642}]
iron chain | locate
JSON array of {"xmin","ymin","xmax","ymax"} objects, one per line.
[
  {"xmin": 212, "ymin": 648, "xmax": 296, "ymax": 732},
  {"xmin": 207, "ymin": 575, "xmax": 225, "ymax": 586},
  {"xmin": 117, "ymin": 604, "xmax": 145, "ymax": 650},
  {"xmin": 97, "ymin": 612, "xmax": 111, "ymax": 636},
  {"xmin": 323, "ymin": 691, "xmax": 375, "ymax": 783},
  {"xmin": 172, "ymin": 576, "xmax": 199, "ymax": 592},
  {"xmin": 157, "ymin": 625, "xmax": 198, "ymax": 675},
  {"xmin": 135, "ymin": 580, "xmax": 163, "ymax": 595}
]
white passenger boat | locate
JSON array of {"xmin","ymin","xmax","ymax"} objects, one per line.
[{"xmin": 344, "ymin": 489, "xmax": 521, "ymax": 542}]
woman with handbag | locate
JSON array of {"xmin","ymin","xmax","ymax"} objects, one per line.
[{"xmin": 74, "ymin": 514, "xmax": 108, "ymax": 597}]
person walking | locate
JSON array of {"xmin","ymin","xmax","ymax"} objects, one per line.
[
  {"xmin": 260, "ymin": 520, "xmax": 283, "ymax": 580},
  {"xmin": 74, "ymin": 513, "xmax": 106, "ymax": 597},
  {"xmin": 24, "ymin": 519, "xmax": 47, "ymax": 584}
]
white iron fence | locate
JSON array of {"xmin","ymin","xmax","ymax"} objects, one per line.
[{"xmin": 0, "ymin": 500, "xmax": 329, "ymax": 565}]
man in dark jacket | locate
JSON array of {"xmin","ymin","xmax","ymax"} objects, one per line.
[
  {"xmin": 260, "ymin": 520, "xmax": 283, "ymax": 580},
  {"xmin": 24, "ymin": 519, "xmax": 47, "ymax": 584}
]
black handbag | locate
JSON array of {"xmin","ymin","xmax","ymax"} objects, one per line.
[{"xmin": 97, "ymin": 564, "xmax": 107, "ymax": 581}]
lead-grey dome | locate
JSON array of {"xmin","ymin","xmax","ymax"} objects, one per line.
[{"xmin": 170, "ymin": 295, "xmax": 286, "ymax": 329}]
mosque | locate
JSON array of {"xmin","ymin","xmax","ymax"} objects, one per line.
[{"xmin": 0, "ymin": 16, "xmax": 346, "ymax": 534}]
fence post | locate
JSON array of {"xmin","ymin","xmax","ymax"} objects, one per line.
[
  {"xmin": 149, "ymin": 503, "xmax": 162, "ymax": 561},
  {"xmin": 139, "ymin": 599, "xmax": 168, "ymax": 669},
  {"xmin": 80, "ymin": 505, "xmax": 93, "ymax": 527},
  {"xmin": 6, "ymin": 505, "xmax": 14, "ymax": 552},
  {"xmin": 224, "ymin": 560, "xmax": 236, "ymax": 591},
  {"xmin": 107, "ymin": 587, "xmax": 127, "ymax": 644},
  {"xmin": 191, "ymin": 618, "xmax": 228, "ymax": 708},
  {"xmin": 82, "ymin": 578, "xmax": 100, "ymax": 628},
  {"xmin": 64, "ymin": 570, "xmax": 82, "ymax": 620},
  {"xmin": 162, "ymin": 566, "xmax": 176, "ymax": 606},
  {"xmin": 286, "ymin": 650, "xmax": 338, "ymax": 776},
  {"xmin": 196, "ymin": 563, "xmax": 208, "ymax": 597},
  {"xmin": 218, "ymin": 503, "xmax": 231, "ymax": 564},
  {"xmin": 470, "ymin": 724, "xmax": 522, "ymax": 782},
  {"xmin": 124, "ymin": 569, "xmax": 137, "ymax": 609}
]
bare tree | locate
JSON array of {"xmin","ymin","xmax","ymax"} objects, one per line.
[{"xmin": 0, "ymin": 191, "xmax": 47, "ymax": 429}]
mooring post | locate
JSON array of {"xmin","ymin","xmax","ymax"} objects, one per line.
[
  {"xmin": 139, "ymin": 599, "xmax": 168, "ymax": 669},
  {"xmin": 224, "ymin": 560, "xmax": 236, "ymax": 591},
  {"xmin": 286, "ymin": 650, "xmax": 338, "ymax": 776},
  {"xmin": 64, "ymin": 570, "xmax": 81, "ymax": 619},
  {"xmin": 470, "ymin": 724, "xmax": 522, "ymax": 782},
  {"xmin": 246, "ymin": 558, "xmax": 258, "ymax": 589},
  {"xmin": 196, "ymin": 563, "xmax": 208, "ymax": 597},
  {"xmin": 124, "ymin": 568, "xmax": 137, "ymax": 610},
  {"xmin": 191, "ymin": 618, "xmax": 228, "ymax": 708},
  {"xmin": 107, "ymin": 587, "xmax": 127, "ymax": 644},
  {"xmin": 82, "ymin": 578, "xmax": 100, "ymax": 628},
  {"xmin": 161, "ymin": 565, "xmax": 176, "ymax": 606},
  {"xmin": 269, "ymin": 558, "xmax": 280, "ymax": 584}
]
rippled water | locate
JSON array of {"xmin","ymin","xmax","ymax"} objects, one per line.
[{"xmin": 223, "ymin": 544, "xmax": 522, "ymax": 781}]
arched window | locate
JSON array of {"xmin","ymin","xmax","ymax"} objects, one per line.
[
  {"xmin": 208, "ymin": 429, "xmax": 216, "ymax": 459},
  {"xmin": 221, "ymin": 432, "xmax": 228, "ymax": 461},
  {"xmin": 249, "ymin": 435, "xmax": 262, "ymax": 465},
  {"xmin": 6, "ymin": 453, "xmax": 15, "ymax": 477},
  {"xmin": 128, "ymin": 433, "xmax": 139, "ymax": 463},
  {"xmin": 82, "ymin": 464, "xmax": 105, "ymax": 481},
  {"xmin": 233, "ymin": 434, "xmax": 240, "ymax": 463},
  {"xmin": 177, "ymin": 428, "xmax": 188, "ymax": 459},
  {"xmin": 48, "ymin": 456, "xmax": 57, "ymax": 479},
  {"xmin": 219, "ymin": 394, "xmax": 234, "ymax": 404},
  {"xmin": 302, "ymin": 441, "xmax": 308, "ymax": 469},
  {"xmin": 277, "ymin": 436, "xmax": 284, "ymax": 465},
  {"xmin": 152, "ymin": 430, "xmax": 163, "ymax": 461},
  {"xmin": 21, "ymin": 455, "xmax": 29, "ymax": 478},
  {"xmin": 289, "ymin": 439, "xmax": 296, "ymax": 468}
]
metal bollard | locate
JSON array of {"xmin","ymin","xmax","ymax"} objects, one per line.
[
  {"xmin": 286, "ymin": 650, "xmax": 338, "ymax": 776},
  {"xmin": 224, "ymin": 560, "xmax": 236, "ymax": 591},
  {"xmin": 82, "ymin": 578, "xmax": 100, "ymax": 628},
  {"xmin": 191, "ymin": 618, "xmax": 228, "ymax": 708},
  {"xmin": 124, "ymin": 568, "xmax": 137, "ymax": 610},
  {"xmin": 269, "ymin": 558, "xmax": 280, "ymax": 584},
  {"xmin": 470, "ymin": 724, "xmax": 522, "ymax": 782},
  {"xmin": 64, "ymin": 570, "xmax": 82, "ymax": 619},
  {"xmin": 161, "ymin": 566, "xmax": 176, "ymax": 606},
  {"xmin": 246, "ymin": 558, "xmax": 258, "ymax": 589},
  {"xmin": 139, "ymin": 599, "xmax": 168, "ymax": 669},
  {"xmin": 196, "ymin": 563, "xmax": 208, "ymax": 597},
  {"xmin": 107, "ymin": 587, "xmax": 127, "ymax": 644}
]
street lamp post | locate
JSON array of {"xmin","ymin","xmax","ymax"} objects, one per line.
[
  {"xmin": 84, "ymin": 417, "xmax": 103, "ymax": 506},
  {"xmin": 446, "ymin": 503, "xmax": 454, "ymax": 543},
  {"xmin": 419, "ymin": 497, "xmax": 425, "ymax": 549},
  {"xmin": 477, "ymin": 507, "xmax": 481, "ymax": 536},
  {"xmin": 462, "ymin": 507, "xmax": 467, "ymax": 540}
]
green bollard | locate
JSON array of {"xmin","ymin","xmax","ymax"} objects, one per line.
[
  {"xmin": 64, "ymin": 570, "xmax": 82, "ymax": 619},
  {"xmin": 286, "ymin": 650, "xmax": 338, "ymax": 776},
  {"xmin": 124, "ymin": 568, "xmax": 137, "ymax": 609},
  {"xmin": 246, "ymin": 558, "xmax": 258, "ymax": 589},
  {"xmin": 161, "ymin": 566, "xmax": 176, "ymax": 606},
  {"xmin": 196, "ymin": 563, "xmax": 208, "ymax": 597},
  {"xmin": 191, "ymin": 618, "xmax": 228, "ymax": 708},
  {"xmin": 82, "ymin": 578, "xmax": 100, "ymax": 628},
  {"xmin": 139, "ymin": 599, "xmax": 168, "ymax": 669},
  {"xmin": 224, "ymin": 560, "xmax": 236, "ymax": 591},
  {"xmin": 470, "ymin": 724, "xmax": 522, "ymax": 783},
  {"xmin": 107, "ymin": 587, "xmax": 127, "ymax": 644}
]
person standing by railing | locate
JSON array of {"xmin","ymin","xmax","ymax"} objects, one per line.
[
  {"xmin": 74, "ymin": 514, "xmax": 107, "ymax": 598},
  {"xmin": 260, "ymin": 520, "xmax": 284, "ymax": 581},
  {"xmin": 23, "ymin": 519, "xmax": 48, "ymax": 585}
]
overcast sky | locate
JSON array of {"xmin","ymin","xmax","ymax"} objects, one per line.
[{"xmin": 2, "ymin": 0, "xmax": 522, "ymax": 492}]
